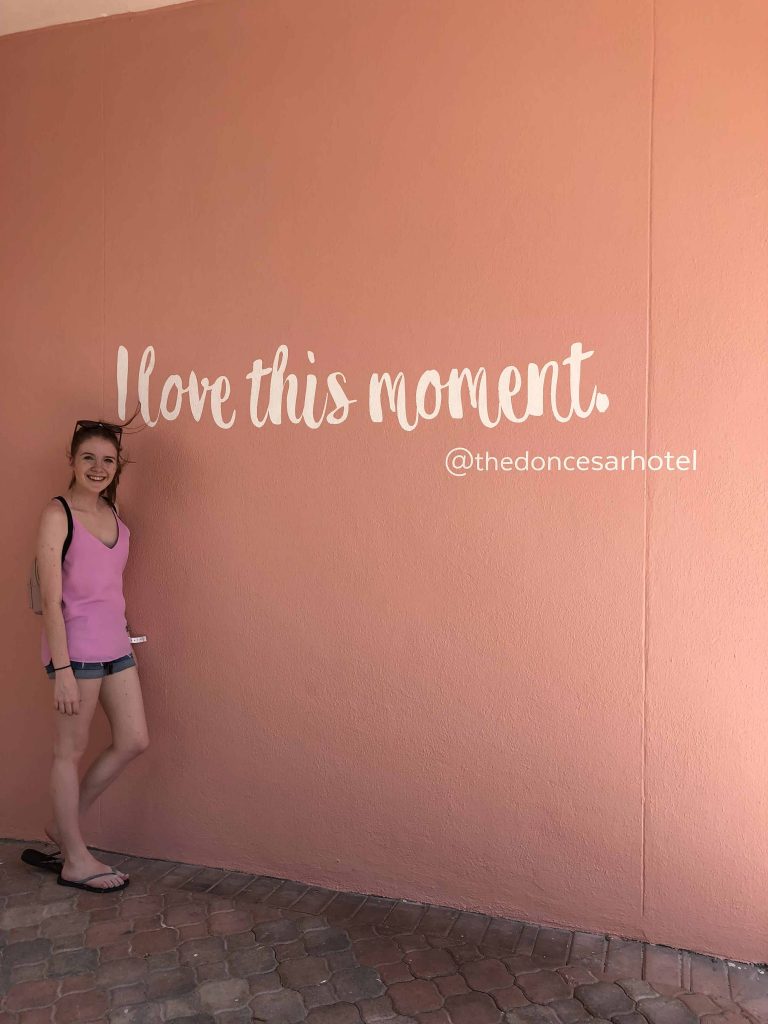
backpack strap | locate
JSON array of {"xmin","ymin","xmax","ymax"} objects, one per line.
[{"xmin": 53, "ymin": 496, "xmax": 74, "ymax": 562}]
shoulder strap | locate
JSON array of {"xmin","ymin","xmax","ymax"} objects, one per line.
[{"xmin": 53, "ymin": 496, "xmax": 74, "ymax": 563}]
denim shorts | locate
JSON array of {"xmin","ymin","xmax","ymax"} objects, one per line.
[{"xmin": 45, "ymin": 653, "xmax": 136, "ymax": 680}]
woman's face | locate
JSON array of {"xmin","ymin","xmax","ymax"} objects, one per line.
[{"xmin": 70, "ymin": 435, "xmax": 119, "ymax": 494}]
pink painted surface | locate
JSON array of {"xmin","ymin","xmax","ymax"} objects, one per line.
[{"xmin": 0, "ymin": 0, "xmax": 765, "ymax": 962}]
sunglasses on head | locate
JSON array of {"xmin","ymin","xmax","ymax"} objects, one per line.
[{"xmin": 74, "ymin": 419, "xmax": 123, "ymax": 441}]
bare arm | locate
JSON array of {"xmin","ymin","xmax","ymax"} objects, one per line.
[{"xmin": 36, "ymin": 501, "xmax": 71, "ymax": 669}]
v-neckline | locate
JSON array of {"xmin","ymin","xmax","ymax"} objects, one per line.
[{"xmin": 63, "ymin": 495, "xmax": 119, "ymax": 550}]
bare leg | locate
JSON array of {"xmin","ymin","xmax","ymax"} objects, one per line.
[
  {"xmin": 47, "ymin": 666, "xmax": 149, "ymax": 886},
  {"xmin": 50, "ymin": 677, "xmax": 126, "ymax": 889}
]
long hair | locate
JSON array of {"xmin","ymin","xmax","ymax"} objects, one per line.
[{"xmin": 67, "ymin": 405, "xmax": 144, "ymax": 509}]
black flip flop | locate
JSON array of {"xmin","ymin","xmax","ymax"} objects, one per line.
[
  {"xmin": 21, "ymin": 848, "xmax": 64, "ymax": 874},
  {"xmin": 57, "ymin": 869, "xmax": 129, "ymax": 893}
]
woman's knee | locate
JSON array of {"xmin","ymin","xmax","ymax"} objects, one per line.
[
  {"xmin": 52, "ymin": 744, "xmax": 88, "ymax": 765},
  {"xmin": 116, "ymin": 732, "xmax": 150, "ymax": 759}
]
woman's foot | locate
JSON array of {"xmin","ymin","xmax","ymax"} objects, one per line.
[
  {"xmin": 60, "ymin": 853, "xmax": 128, "ymax": 890},
  {"xmin": 44, "ymin": 822, "xmax": 128, "ymax": 881}
]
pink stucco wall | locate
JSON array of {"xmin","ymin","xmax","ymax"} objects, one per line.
[{"xmin": 0, "ymin": 0, "xmax": 765, "ymax": 963}]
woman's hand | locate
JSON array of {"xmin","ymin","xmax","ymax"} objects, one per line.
[{"xmin": 53, "ymin": 669, "xmax": 81, "ymax": 716}]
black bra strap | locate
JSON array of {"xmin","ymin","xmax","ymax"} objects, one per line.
[{"xmin": 53, "ymin": 496, "xmax": 74, "ymax": 562}]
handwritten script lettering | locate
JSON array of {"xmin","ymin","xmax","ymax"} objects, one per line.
[{"xmin": 116, "ymin": 343, "xmax": 609, "ymax": 430}]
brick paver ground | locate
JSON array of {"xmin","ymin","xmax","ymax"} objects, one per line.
[{"xmin": 2, "ymin": 839, "xmax": 767, "ymax": 1024}]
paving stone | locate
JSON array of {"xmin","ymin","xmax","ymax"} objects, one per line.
[
  {"xmin": 163, "ymin": 905, "xmax": 208, "ymax": 928},
  {"xmin": 354, "ymin": 938, "xmax": 404, "ymax": 968},
  {"xmin": 548, "ymin": 997, "xmax": 592, "ymax": 1022},
  {"xmin": 516, "ymin": 928, "xmax": 542, "ymax": 958},
  {"xmin": 516, "ymin": 972, "xmax": 572, "ymax": 1004},
  {"xmin": 7, "ymin": 924, "xmax": 42, "ymax": 943},
  {"xmin": 84, "ymin": 919, "xmax": 133, "ymax": 947},
  {"xmin": 131, "ymin": 914, "xmax": 163, "ymax": 933},
  {"xmin": 405, "ymin": 949, "xmax": 458, "ymax": 979},
  {"xmin": 248, "ymin": 987, "xmax": 307, "ymax": 1022},
  {"xmin": 195, "ymin": 961, "xmax": 229, "ymax": 983},
  {"xmin": 558, "ymin": 966, "xmax": 599, "ymax": 988},
  {"xmin": 207, "ymin": 911, "xmax": 253, "ymax": 937},
  {"xmin": 279, "ymin": 955, "xmax": 332, "ymax": 989},
  {"xmin": 40, "ymin": 915, "xmax": 90, "ymax": 939},
  {"xmin": 388, "ymin": 979, "xmax": 443, "ymax": 1015},
  {"xmin": 323, "ymin": 893, "xmax": 368, "ymax": 925},
  {"xmin": 18, "ymin": 1007, "xmax": 55, "ymax": 1024},
  {"xmin": 146, "ymin": 966, "xmax": 196, "ymax": 999},
  {"xmin": 573, "ymin": 983, "xmax": 636, "ymax": 1017},
  {"xmin": 302, "ymin": 981, "xmax": 339, "ymax": 1008},
  {"xmin": 178, "ymin": 937, "xmax": 227, "ymax": 967},
  {"xmin": 99, "ymin": 939, "xmax": 133, "ymax": 962},
  {"xmin": 451, "ymin": 945, "xmax": 484, "ymax": 966},
  {"xmin": 505, "ymin": 1005, "xmax": 562, "ymax": 1024},
  {"xmin": 108, "ymin": 999, "xmax": 164, "ymax": 1023},
  {"xmin": 215, "ymin": 1010, "xmax": 252, "ymax": 1024},
  {"xmin": 163, "ymin": 1017, "xmax": 214, "ymax": 1024},
  {"xmin": 207, "ymin": 873, "xmax": 255, "ymax": 898},
  {"xmin": 617, "ymin": 980, "xmax": 659, "ymax": 1001},
  {"xmin": 5, "ymin": 980, "xmax": 60, "ymax": 1012},
  {"xmin": 379, "ymin": 962, "xmax": 414, "ymax": 985},
  {"xmin": 688, "ymin": 957, "xmax": 731, "ymax": 1001},
  {"xmin": 678, "ymin": 994, "xmax": 721, "ymax": 1017},
  {"xmin": 305, "ymin": 1004, "xmax": 363, "ymax": 1023},
  {"xmin": 332, "ymin": 966, "xmax": 385, "ymax": 1001},
  {"xmin": 635, "ymin": 997, "xmax": 698, "ymax": 1024},
  {"xmin": 353, "ymin": 899, "xmax": 398, "ymax": 929},
  {"xmin": 483, "ymin": 920, "xmax": 525, "ymax": 953},
  {"xmin": 326, "ymin": 949, "xmax": 358, "ymax": 971},
  {"xmin": 248, "ymin": 970, "xmax": 285, "ymax": 995},
  {"xmin": 643, "ymin": 950, "xmax": 682, "ymax": 991},
  {"xmin": 505, "ymin": 957, "xmax": 543, "ymax": 977},
  {"xmin": 46, "ymin": 947, "xmax": 99, "ymax": 978},
  {"xmin": 157, "ymin": 991, "xmax": 202, "ymax": 1019},
  {"xmin": 59, "ymin": 972, "xmax": 97, "ymax": 995},
  {"xmin": 119, "ymin": 898, "xmax": 164, "ymax": 920},
  {"xmin": 532, "ymin": 931, "xmax": 572, "ymax": 967},
  {"xmin": 110, "ymin": 983, "xmax": 147, "ymax": 1008},
  {"xmin": 443, "ymin": 990, "xmax": 503, "ymax": 1023},
  {"xmin": 89, "ymin": 906, "xmax": 120, "ymax": 922},
  {"xmin": 394, "ymin": 933, "xmax": 429, "ymax": 954},
  {"xmin": 130, "ymin": 929, "xmax": 180, "ymax": 956},
  {"xmin": 611, "ymin": 1014, "xmax": 648, "ymax": 1024},
  {"xmin": 435, "ymin": 973, "xmax": 471, "ymax": 997},
  {"xmin": 53, "ymin": 988, "xmax": 109, "ymax": 1023},
  {"xmin": 224, "ymin": 931, "xmax": 256, "ymax": 951},
  {"xmin": 95, "ymin": 957, "xmax": 148, "ymax": 988},
  {"xmin": 276, "ymin": 939, "xmax": 309, "ymax": 961},
  {"xmin": 11, "ymin": 962, "xmax": 48, "ymax": 983},
  {"xmin": 357, "ymin": 994, "xmax": 396, "ymax": 1021},
  {"xmin": 144, "ymin": 950, "xmax": 179, "ymax": 971},
  {"xmin": 740, "ymin": 996, "xmax": 768, "ymax": 1024},
  {"xmin": 728, "ymin": 967, "xmax": 768, "ymax": 1003},
  {"xmin": 251, "ymin": 917, "xmax": 302, "ymax": 945},
  {"xmin": 1, "ymin": 906, "xmax": 50, "ymax": 930},
  {"xmin": 50, "ymin": 935, "xmax": 85, "ymax": 954},
  {"xmin": 227, "ymin": 944, "xmax": 277, "ymax": 976},
  {"xmin": 493, "ymin": 986, "xmax": 530, "ymax": 1012},
  {"xmin": 463, "ymin": 958, "xmax": 518, "ymax": 993},
  {"xmin": 197, "ymin": 978, "xmax": 249, "ymax": 1012},
  {"xmin": 304, "ymin": 928, "xmax": 352, "ymax": 956}
]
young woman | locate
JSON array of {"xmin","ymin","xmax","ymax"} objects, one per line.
[{"xmin": 22, "ymin": 419, "xmax": 149, "ymax": 893}]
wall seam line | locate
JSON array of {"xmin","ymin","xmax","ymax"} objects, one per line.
[
  {"xmin": 101, "ymin": 23, "xmax": 106, "ymax": 420},
  {"xmin": 642, "ymin": 0, "xmax": 657, "ymax": 922}
]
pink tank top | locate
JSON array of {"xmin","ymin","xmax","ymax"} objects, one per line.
[{"xmin": 41, "ymin": 497, "xmax": 132, "ymax": 665}]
